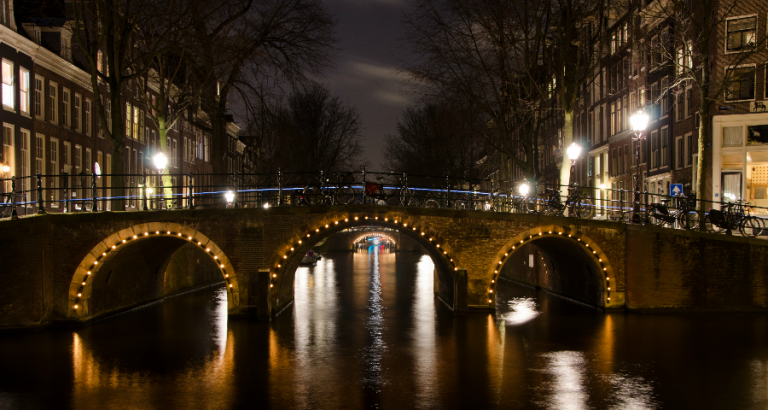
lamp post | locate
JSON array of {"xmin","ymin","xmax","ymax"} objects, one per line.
[
  {"xmin": 566, "ymin": 143, "xmax": 582, "ymax": 216},
  {"xmin": 153, "ymin": 152, "xmax": 167, "ymax": 209},
  {"xmin": 630, "ymin": 110, "xmax": 650, "ymax": 224},
  {"xmin": 225, "ymin": 190, "xmax": 235, "ymax": 208}
]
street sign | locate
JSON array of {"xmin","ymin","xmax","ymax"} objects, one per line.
[{"xmin": 671, "ymin": 184, "xmax": 684, "ymax": 196}]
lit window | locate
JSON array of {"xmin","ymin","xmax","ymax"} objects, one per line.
[
  {"xmin": 726, "ymin": 16, "xmax": 756, "ymax": 52},
  {"xmin": 2, "ymin": 59, "xmax": 13, "ymax": 109},
  {"xmin": 20, "ymin": 68, "xmax": 29, "ymax": 114}
]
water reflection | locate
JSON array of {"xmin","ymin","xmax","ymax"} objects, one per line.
[
  {"xmin": 2, "ymin": 253, "xmax": 768, "ymax": 409},
  {"xmin": 539, "ymin": 351, "xmax": 588, "ymax": 410},
  {"xmin": 501, "ymin": 297, "xmax": 540, "ymax": 325},
  {"xmin": 412, "ymin": 255, "xmax": 437, "ymax": 406},
  {"xmin": 70, "ymin": 287, "xmax": 236, "ymax": 410}
]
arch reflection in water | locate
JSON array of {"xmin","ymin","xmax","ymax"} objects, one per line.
[{"xmin": 71, "ymin": 287, "xmax": 235, "ymax": 410}]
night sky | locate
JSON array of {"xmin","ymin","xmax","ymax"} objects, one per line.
[{"xmin": 323, "ymin": 0, "xmax": 414, "ymax": 170}]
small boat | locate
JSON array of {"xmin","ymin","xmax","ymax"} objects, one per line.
[{"xmin": 299, "ymin": 250, "xmax": 321, "ymax": 266}]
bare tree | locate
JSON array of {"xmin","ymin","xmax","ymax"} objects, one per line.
[
  {"xmin": 68, "ymin": 0, "xmax": 190, "ymax": 208},
  {"xmin": 189, "ymin": 0, "xmax": 337, "ymax": 186},
  {"xmin": 541, "ymin": 0, "xmax": 606, "ymax": 189},
  {"xmin": 385, "ymin": 102, "xmax": 487, "ymax": 179},
  {"xmin": 641, "ymin": 0, "xmax": 768, "ymax": 211},
  {"xmin": 401, "ymin": 0, "xmax": 551, "ymax": 185},
  {"xmin": 254, "ymin": 84, "xmax": 364, "ymax": 174}
]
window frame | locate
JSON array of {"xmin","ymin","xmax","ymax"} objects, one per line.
[
  {"xmin": 2, "ymin": 59, "xmax": 13, "ymax": 111},
  {"xmin": 725, "ymin": 15, "xmax": 757, "ymax": 53},
  {"xmin": 725, "ymin": 65, "xmax": 757, "ymax": 101},
  {"xmin": 19, "ymin": 67, "xmax": 29, "ymax": 115},
  {"xmin": 34, "ymin": 75, "xmax": 44, "ymax": 119},
  {"xmin": 48, "ymin": 82, "xmax": 58, "ymax": 124}
]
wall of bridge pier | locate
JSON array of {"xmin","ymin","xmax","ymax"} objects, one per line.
[{"xmin": 0, "ymin": 205, "xmax": 767, "ymax": 329}]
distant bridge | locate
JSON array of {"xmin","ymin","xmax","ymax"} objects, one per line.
[{"xmin": 1, "ymin": 205, "xmax": 767, "ymax": 329}]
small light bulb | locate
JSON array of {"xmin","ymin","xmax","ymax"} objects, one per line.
[
  {"xmin": 86, "ymin": 271, "xmax": 91, "ymax": 275},
  {"xmin": 290, "ymin": 247, "xmax": 294, "ymax": 251},
  {"xmin": 77, "ymin": 293, "xmax": 81, "ymax": 297},
  {"xmin": 206, "ymin": 248, "xmax": 210, "ymax": 252},
  {"xmin": 112, "ymin": 245, "xmax": 116, "ymax": 249},
  {"xmin": 81, "ymin": 282, "xmax": 86, "ymax": 286},
  {"xmin": 225, "ymin": 274, "xmax": 229, "ymax": 278},
  {"xmin": 144, "ymin": 232, "xmax": 148, "ymax": 236},
  {"xmin": 156, "ymin": 231, "xmax": 159, "ymax": 234},
  {"xmin": 490, "ymin": 290, "xmax": 493, "ymax": 293},
  {"xmin": 214, "ymin": 256, "xmax": 218, "ymax": 259},
  {"xmin": 102, "ymin": 252, "xmax": 106, "ymax": 256},
  {"xmin": 273, "ymin": 274, "xmax": 277, "ymax": 278},
  {"xmin": 93, "ymin": 261, "xmax": 98, "ymax": 265},
  {"xmin": 122, "ymin": 239, "xmax": 126, "ymax": 243},
  {"xmin": 334, "ymin": 221, "xmax": 338, "ymax": 224},
  {"xmin": 220, "ymin": 264, "xmax": 224, "ymax": 268},
  {"xmin": 298, "ymin": 240, "xmax": 302, "ymax": 244},
  {"xmin": 355, "ymin": 217, "xmax": 359, "ymax": 220},
  {"xmin": 270, "ymin": 284, "xmax": 273, "ymax": 288},
  {"xmin": 229, "ymin": 284, "xmax": 233, "ymax": 288},
  {"xmin": 133, "ymin": 235, "xmax": 137, "ymax": 239},
  {"xmin": 74, "ymin": 304, "xmax": 79, "ymax": 309}
]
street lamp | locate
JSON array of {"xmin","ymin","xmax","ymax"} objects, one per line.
[
  {"xmin": 566, "ymin": 143, "xmax": 582, "ymax": 216},
  {"xmin": 518, "ymin": 183, "xmax": 530, "ymax": 196},
  {"xmin": 153, "ymin": 153, "xmax": 167, "ymax": 209},
  {"xmin": 225, "ymin": 190, "xmax": 235, "ymax": 208},
  {"xmin": 630, "ymin": 110, "xmax": 650, "ymax": 223}
]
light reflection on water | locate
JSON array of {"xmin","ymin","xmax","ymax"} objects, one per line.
[
  {"xmin": 1, "ymin": 252, "xmax": 768, "ymax": 409},
  {"xmin": 501, "ymin": 297, "xmax": 540, "ymax": 325}
]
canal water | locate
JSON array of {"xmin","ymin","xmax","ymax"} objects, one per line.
[{"xmin": 1, "ymin": 250, "xmax": 768, "ymax": 409}]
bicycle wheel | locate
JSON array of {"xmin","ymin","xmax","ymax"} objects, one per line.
[
  {"xmin": 542, "ymin": 199, "xmax": 561, "ymax": 216},
  {"xmin": 740, "ymin": 216, "xmax": 764, "ymax": 237},
  {"xmin": 302, "ymin": 185, "xmax": 323, "ymax": 205},
  {"xmin": 424, "ymin": 199, "xmax": 440, "ymax": 208},
  {"xmin": 678, "ymin": 210, "xmax": 700, "ymax": 230},
  {"xmin": 453, "ymin": 200, "xmax": 468, "ymax": 210},
  {"xmin": 335, "ymin": 186, "xmax": 355, "ymax": 205},
  {"xmin": 574, "ymin": 198, "xmax": 594, "ymax": 219},
  {"xmin": 703, "ymin": 214, "xmax": 725, "ymax": 234}
]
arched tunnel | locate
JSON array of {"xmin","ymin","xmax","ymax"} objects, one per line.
[
  {"xmin": 74, "ymin": 235, "xmax": 225, "ymax": 320},
  {"xmin": 268, "ymin": 221, "xmax": 459, "ymax": 313},
  {"xmin": 499, "ymin": 237, "xmax": 605, "ymax": 308}
]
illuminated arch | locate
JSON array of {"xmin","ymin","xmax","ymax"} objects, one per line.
[
  {"xmin": 69, "ymin": 222, "xmax": 240, "ymax": 318},
  {"xmin": 267, "ymin": 212, "xmax": 459, "ymax": 308},
  {"xmin": 352, "ymin": 232, "xmax": 398, "ymax": 247},
  {"xmin": 484, "ymin": 224, "xmax": 613, "ymax": 307}
]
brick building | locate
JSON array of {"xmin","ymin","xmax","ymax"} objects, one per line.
[
  {"xmin": 489, "ymin": 0, "xmax": 768, "ymax": 215},
  {"xmin": 0, "ymin": 0, "xmax": 251, "ymax": 213}
]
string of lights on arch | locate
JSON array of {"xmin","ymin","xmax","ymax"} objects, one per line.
[
  {"xmin": 73, "ymin": 230, "xmax": 235, "ymax": 311},
  {"xmin": 485, "ymin": 228, "xmax": 614, "ymax": 305},
  {"xmin": 270, "ymin": 215, "xmax": 458, "ymax": 292}
]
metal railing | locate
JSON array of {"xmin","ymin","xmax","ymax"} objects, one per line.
[{"xmin": 2, "ymin": 170, "xmax": 766, "ymax": 237}]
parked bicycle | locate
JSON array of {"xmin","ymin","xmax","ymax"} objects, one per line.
[
  {"xmin": 541, "ymin": 183, "xmax": 593, "ymax": 218},
  {"xmin": 644, "ymin": 194, "xmax": 699, "ymax": 230},
  {"xmin": 704, "ymin": 199, "xmax": 764, "ymax": 236}
]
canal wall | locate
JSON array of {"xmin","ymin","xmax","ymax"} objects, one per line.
[
  {"xmin": 624, "ymin": 226, "xmax": 768, "ymax": 311},
  {"xmin": 500, "ymin": 226, "xmax": 768, "ymax": 311}
]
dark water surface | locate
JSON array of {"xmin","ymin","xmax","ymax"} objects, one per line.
[{"xmin": 1, "ymin": 251, "xmax": 768, "ymax": 409}]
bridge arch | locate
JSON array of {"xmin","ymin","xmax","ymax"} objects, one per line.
[
  {"xmin": 69, "ymin": 222, "xmax": 240, "ymax": 320},
  {"xmin": 487, "ymin": 224, "xmax": 614, "ymax": 308},
  {"xmin": 267, "ymin": 212, "xmax": 459, "ymax": 312}
]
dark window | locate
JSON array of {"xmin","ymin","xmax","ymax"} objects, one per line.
[
  {"xmin": 747, "ymin": 124, "xmax": 768, "ymax": 145},
  {"xmin": 726, "ymin": 67, "xmax": 755, "ymax": 100}
]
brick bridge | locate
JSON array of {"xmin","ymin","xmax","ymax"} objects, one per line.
[{"xmin": 1, "ymin": 205, "xmax": 768, "ymax": 329}]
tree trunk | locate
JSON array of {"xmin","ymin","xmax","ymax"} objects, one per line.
[{"xmin": 558, "ymin": 109, "xmax": 574, "ymax": 197}]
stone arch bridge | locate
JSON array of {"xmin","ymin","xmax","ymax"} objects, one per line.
[{"xmin": 1, "ymin": 205, "xmax": 768, "ymax": 329}]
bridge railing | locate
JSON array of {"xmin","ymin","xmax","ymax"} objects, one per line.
[{"xmin": 2, "ymin": 171, "xmax": 767, "ymax": 236}]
